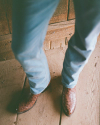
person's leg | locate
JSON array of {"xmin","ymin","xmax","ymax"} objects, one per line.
[
  {"xmin": 11, "ymin": 0, "xmax": 60, "ymax": 95},
  {"xmin": 62, "ymin": 0, "xmax": 100, "ymax": 116},
  {"xmin": 62, "ymin": 0, "xmax": 100, "ymax": 88}
]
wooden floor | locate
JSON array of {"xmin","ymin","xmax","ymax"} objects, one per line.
[
  {"xmin": 0, "ymin": 0, "xmax": 100, "ymax": 124},
  {"xmin": 0, "ymin": 37, "xmax": 100, "ymax": 125}
]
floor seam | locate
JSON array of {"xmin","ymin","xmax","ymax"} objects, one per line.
[
  {"xmin": 3, "ymin": 0, "xmax": 11, "ymax": 34},
  {"xmin": 59, "ymin": 102, "xmax": 62, "ymax": 125},
  {"xmin": 14, "ymin": 114, "xmax": 18, "ymax": 125},
  {"xmin": 14, "ymin": 75, "xmax": 27, "ymax": 125}
]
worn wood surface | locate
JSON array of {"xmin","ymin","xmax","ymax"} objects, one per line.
[
  {"xmin": 0, "ymin": 59, "xmax": 25, "ymax": 125},
  {"xmin": 0, "ymin": 20, "xmax": 75, "ymax": 61},
  {"xmin": 0, "ymin": 1, "xmax": 99, "ymax": 124},
  {"xmin": 0, "ymin": 0, "xmax": 69, "ymax": 34},
  {"xmin": 4, "ymin": 0, "xmax": 12, "ymax": 33},
  {"xmin": 49, "ymin": 0, "xmax": 68, "ymax": 24},
  {"xmin": 0, "ymin": 0, "xmax": 10, "ymax": 35},
  {"xmin": 68, "ymin": 0, "xmax": 75, "ymax": 20},
  {"xmin": 0, "ymin": 0, "xmax": 75, "ymax": 34},
  {"xmin": 0, "ymin": 40, "xmax": 100, "ymax": 125}
]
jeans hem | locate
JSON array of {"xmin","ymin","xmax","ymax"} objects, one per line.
[{"xmin": 30, "ymin": 75, "xmax": 51, "ymax": 95}]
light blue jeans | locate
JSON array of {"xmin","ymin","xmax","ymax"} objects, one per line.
[{"xmin": 11, "ymin": 0, "xmax": 100, "ymax": 94}]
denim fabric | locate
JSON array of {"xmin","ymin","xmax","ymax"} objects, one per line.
[
  {"xmin": 11, "ymin": 0, "xmax": 100, "ymax": 94},
  {"xmin": 11, "ymin": 0, "xmax": 60, "ymax": 94},
  {"xmin": 62, "ymin": 0, "xmax": 100, "ymax": 88}
]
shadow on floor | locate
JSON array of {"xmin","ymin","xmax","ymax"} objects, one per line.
[{"xmin": 7, "ymin": 76, "xmax": 63, "ymax": 114}]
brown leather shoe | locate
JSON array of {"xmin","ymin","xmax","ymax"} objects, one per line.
[
  {"xmin": 16, "ymin": 89, "xmax": 40, "ymax": 114},
  {"xmin": 16, "ymin": 83, "xmax": 50, "ymax": 114},
  {"xmin": 62, "ymin": 86, "xmax": 76, "ymax": 116}
]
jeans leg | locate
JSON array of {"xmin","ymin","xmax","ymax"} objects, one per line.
[
  {"xmin": 11, "ymin": 0, "xmax": 60, "ymax": 94},
  {"xmin": 62, "ymin": 0, "xmax": 100, "ymax": 88}
]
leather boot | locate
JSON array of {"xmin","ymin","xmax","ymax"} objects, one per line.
[
  {"xmin": 62, "ymin": 86, "xmax": 76, "ymax": 116},
  {"xmin": 16, "ymin": 83, "xmax": 50, "ymax": 114}
]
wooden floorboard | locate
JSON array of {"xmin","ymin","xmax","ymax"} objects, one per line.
[
  {"xmin": 0, "ymin": 0, "xmax": 10, "ymax": 35},
  {"xmin": 0, "ymin": 40, "xmax": 100, "ymax": 124},
  {"xmin": 4, "ymin": 0, "xmax": 12, "ymax": 33},
  {"xmin": 49, "ymin": 0, "xmax": 68, "ymax": 24},
  {"xmin": 0, "ymin": 1, "xmax": 99, "ymax": 124},
  {"xmin": 68, "ymin": 0, "xmax": 75, "ymax": 20},
  {"xmin": 0, "ymin": 20, "xmax": 75, "ymax": 61},
  {"xmin": 0, "ymin": 59, "xmax": 26, "ymax": 125}
]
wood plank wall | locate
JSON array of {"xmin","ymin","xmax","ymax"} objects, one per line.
[{"xmin": 0, "ymin": 0, "xmax": 75, "ymax": 61}]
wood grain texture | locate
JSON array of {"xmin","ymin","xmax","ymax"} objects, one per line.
[
  {"xmin": 0, "ymin": 40, "xmax": 11, "ymax": 53},
  {"xmin": 0, "ymin": 34, "xmax": 12, "ymax": 41},
  {"xmin": 0, "ymin": 20, "xmax": 75, "ymax": 61},
  {"xmin": 68, "ymin": 0, "xmax": 75, "ymax": 20},
  {"xmin": 0, "ymin": 0, "xmax": 10, "ymax": 35},
  {"xmin": 0, "ymin": 59, "xmax": 25, "ymax": 125},
  {"xmin": 0, "ymin": 50, "xmax": 14, "ymax": 61},
  {"xmin": 49, "ymin": 0, "xmax": 68, "ymax": 24},
  {"xmin": 45, "ymin": 25, "xmax": 75, "ymax": 42},
  {"xmin": 0, "ymin": 37, "xmax": 100, "ymax": 125},
  {"xmin": 2, "ymin": 0, "xmax": 69, "ymax": 32},
  {"xmin": 4, "ymin": 0, "xmax": 12, "ymax": 33},
  {"xmin": 48, "ymin": 20, "xmax": 75, "ymax": 31},
  {"xmin": 0, "ymin": 40, "xmax": 14, "ymax": 61}
]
